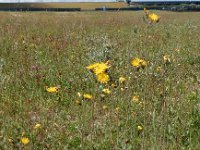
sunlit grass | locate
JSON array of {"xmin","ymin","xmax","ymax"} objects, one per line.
[{"xmin": 0, "ymin": 11, "xmax": 199, "ymax": 149}]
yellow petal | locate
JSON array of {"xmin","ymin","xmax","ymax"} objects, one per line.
[{"xmin": 21, "ymin": 137, "xmax": 29, "ymax": 145}]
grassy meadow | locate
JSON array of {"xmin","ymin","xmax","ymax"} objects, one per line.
[{"xmin": 0, "ymin": 11, "xmax": 200, "ymax": 149}]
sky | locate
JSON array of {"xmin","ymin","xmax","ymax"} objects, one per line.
[{"xmin": 0, "ymin": 0, "xmax": 117, "ymax": 2}]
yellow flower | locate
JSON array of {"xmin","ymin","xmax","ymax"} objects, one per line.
[
  {"xmin": 131, "ymin": 58, "xmax": 147, "ymax": 69},
  {"xmin": 132, "ymin": 96, "xmax": 139, "ymax": 103},
  {"xmin": 86, "ymin": 62, "xmax": 110, "ymax": 75},
  {"xmin": 97, "ymin": 73, "xmax": 110, "ymax": 84},
  {"xmin": 46, "ymin": 86, "xmax": 58, "ymax": 93},
  {"xmin": 102, "ymin": 88, "xmax": 111, "ymax": 94},
  {"xmin": 119, "ymin": 76, "xmax": 126, "ymax": 83},
  {"xmin": 21, "ymin": 137, "xmax": 29, "ymax": 145},
  {"xmin": 34, "ymin": 123, "xmax": 41, "ymax": 129},
  {"xmin": 148, "ymin": 13, "xmax": 160, "ymax": 22},
  {"xmin": 140, "ymin": 60, "xmax": 147, "ymax": 68},
  {"xmin": 137, "ymin": 125, "xmax": 143, "ymax": 131},
  {"xmin": 86, "ymin": 62, "xmax": 111, "ymax": 84},
  {"xmin": 131, "ymin": 58, "xmax": 141, "ymax": 68},
  {"xmin": 163, "ymin": 54, "xmax": 171, "ymax": 64},
  {"xmin": 83, "ymin": 94, "xmax": 93, "ymax": 100}
]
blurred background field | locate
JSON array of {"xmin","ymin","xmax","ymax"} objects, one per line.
[
  {"xmin": 1, "ymin": 2, "xmax": 200, "ymax": 11},
  {"xmin": 0, "ymin": 11, "xmax": 199, "ymax": 149},
  {"xmin": 0, "ymin": 2, "xmax": 127, "ymax": 10}
]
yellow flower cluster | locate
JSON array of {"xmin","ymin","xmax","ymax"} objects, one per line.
[
  {"xmin": 86, "ymin": 62, "xmax": 109, "ymax": 75},
  {"xmin": 86, "ymin": 62, "xmax": 110, "ymax": 83},
  {"xmin": 131, "ymin": 58, "xmax": 147, "ymax": 69},
  {"xmin": 83, "ymin": 93, "xmax": 93, "ymax": 100},
  {"xmin": 144, "ymin": 8, "xmax": 160, "ymax": 23},
  {"xmin": 148, "ymin": 13, "xmax": 160, "ymax": 22}
]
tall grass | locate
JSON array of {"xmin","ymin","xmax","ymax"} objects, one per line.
[{"xmin": 0, "ymin": 11, "xmax": 199, "ymax": 149}]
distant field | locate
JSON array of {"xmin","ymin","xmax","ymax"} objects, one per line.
[{"xmin": 0, "ymin": 2, "xmax": 128, "ymax": 10}]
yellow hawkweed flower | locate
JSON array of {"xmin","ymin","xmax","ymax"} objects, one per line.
[
  {"xmin": 119, "ymin": 76, "xmax": 126, "ymax": 83},
  {"xmin": 83, "ymin": 94, "xmax": 93, "ymax": 100},
  {"xmin": 34, "ymin": 123, "xmax": 41, "ymax": 129},
  {"xmin": 21, "ymin": 137, "xmax": 29, "ymax": 145},
  {"xmin": 131, "ymin": 58, "xmax": 147, "ymax": 69},
  {"xmin": 46, "ymin": 86, "xmax": 58, "ymax": 93},
  {"xmin": 140, "ymin": 60, "xmax": 147, "ymax": 68},
  {"xmin": 131, "ymin": 58, "xmax": 141, "ymax": 68},
  {"xmin": 86, "ymin": 62, "xmax": 110, "ymax": 75},
  {"xmin": 137, "ymin": 125, "xmax": 143, "ymax": 131},
  {"xmin": 86, "ymin": 63, "xmax": 99, "ymax": 70},
  {"xmin": 132, "ymin": 96, "xmax": 139, "ymax": 103},
  {"xmin": 163, "ymin": 54, "xmax": 171, "ymax": 64},
  {"xmin": 87, "ymin": 62, "xmax": 111, "ymax": 84},
  {"xmin": 148, "ymin": 13, "xmax": 160, "ymax": 22},
  {"xmin": 102, "ymin": 88, "xmax": 111, "ymax": 94},
  {"xmin": 97, "ymin": 73, "xmax": 110, "ymax": 84}
]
